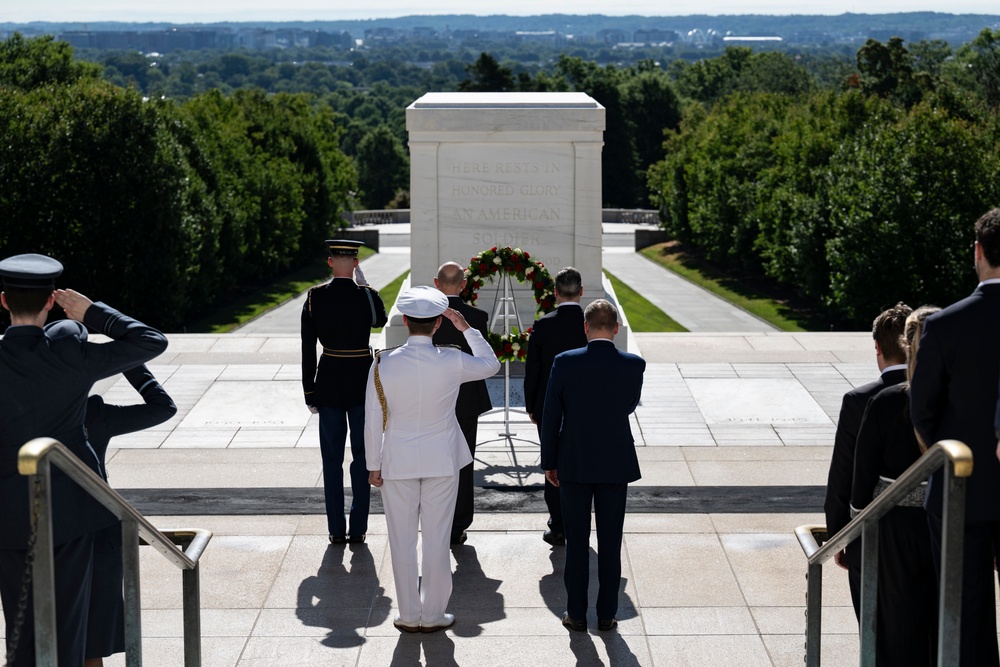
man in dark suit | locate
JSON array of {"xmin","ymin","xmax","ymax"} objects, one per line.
[
  {"xmin": 301, "ymin": 239, "xmax": 388, "ymax": 545},
  {"xmin": 433, "ymin": 261, "xmax": 493, "ymax": 546},
  {"xmin": 911, "ymin": 208, "xmax": 1000, "ymax": 666},
  {"xmin": 524, "ymin": 267, "xmax": 587, "ymax": 546},
  {"xmin": 823, "ymin": 302, "xmax": 910, "ymax": 620},
  {"xmin": 0, "ymin": 253, "xmax": 168, "ymax": 667},
  {"xmin": 541, "ymin": 299, "xmax": 645, "ymax": 632}
]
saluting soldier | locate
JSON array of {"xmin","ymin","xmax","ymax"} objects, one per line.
[
  {"xmin": 0, "ymin": 253, "xmax": 168, "ymax": 666},
  {"xmin": 364, "ymin": 286, "xmax": 500, "ymax": 633},
  {"xmin": 301, "ymin": 239, "xmax": 388, "ymax": 544}
]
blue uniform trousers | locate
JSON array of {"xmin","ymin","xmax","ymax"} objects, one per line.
[
  {"xmin": 318, "ymin": 405, "xmax": 370, "ymax": 538},
  {"xmin": 560, "ymin": 480, "xmax": 627, "ymax": 621}
]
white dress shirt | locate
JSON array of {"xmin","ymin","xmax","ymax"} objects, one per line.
[{"xmin": 365, "ymin": 328, "xmax": 500, "ymax": 480}]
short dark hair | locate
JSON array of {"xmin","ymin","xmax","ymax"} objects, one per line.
[
  {"xmin": 405, "ymin": 315, "xmax": 438, "ymax": 336},
  {"xmin": 872, "ymin": 302, "xmax": 911, "ymax": 364},
  {"xmin": 584, "ymin": 299, "xmax": 618, "ymax": 331},
  {"xmin": 975, "ymin": 208, "xmax": 1000, "ymax": 268},
  {"xmin": 2, "ymin": 287, "xmax": 51, "ymax": 317},
  {"xmin": 554, "ymin": 267, "xmax": 582, "ymax": 299}
]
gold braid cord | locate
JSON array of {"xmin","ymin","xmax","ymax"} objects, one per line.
[{"xmin": 373, "ymin": 350, "xmax": 387, "ymax": 432}]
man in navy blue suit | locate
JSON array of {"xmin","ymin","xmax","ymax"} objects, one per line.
[
  {"xmin": 911, "ymin": 207, "xmax": 1000, "ymax": 666},
  {"xmin": 524, "ymin": 267, "xmax": 588, "ymax": 546},
  {"xmin": 540, "ymin": 299, "xmax": 645, "ymax": 632}
]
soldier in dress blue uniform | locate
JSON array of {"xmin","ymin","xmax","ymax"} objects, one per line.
[
  {"xmin": 0, "ymin": 253, "xmax": 168, "ymax": 666},
  {"xmin": 301, "ymin": 239, "xmax": 388, "ymax": 544}
]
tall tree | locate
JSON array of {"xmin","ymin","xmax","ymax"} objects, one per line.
[
  {"xmin": 458, "ymin": 53, "xmax": 515, "ymax": 92},
  {"xmin": 0, "ymin": 33, "xmax": 100, "ymax": 90},
  {"xmin": 356, "ymin": 124, "xmax": 409, "ymax": 210}
]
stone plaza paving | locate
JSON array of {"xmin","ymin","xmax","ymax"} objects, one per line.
[{"xmin": 2, "ymin": 236, "xmax": 893, "ymax": 666}]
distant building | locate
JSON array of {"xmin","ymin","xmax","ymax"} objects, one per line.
[
  {"xmin": 515, "ymin": 30, "xmax": 563, "ymax": 44},
  {"xmin": 722, "ymin": 35, "xmax": 783, "ymax": 43},
  {"xmin": 596, "ymin": 29, "xmax": 628, "ymax": 45},
  {"xmin": 633, "ymin": 28, "xmax": 679, "ymax": 44},
  {"xmin": 412, "ymin": 26, "xmax": 437, "ymax": 40}
]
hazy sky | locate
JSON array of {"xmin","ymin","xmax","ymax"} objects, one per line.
[{"xmin": 6, "ymin": 0, "xmax": 1000, "ymax": 24}]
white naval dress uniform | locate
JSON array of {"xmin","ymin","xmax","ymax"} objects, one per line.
[{"xmin": 365, "ymin": 328, "xmax": 500, "ymax": 625}]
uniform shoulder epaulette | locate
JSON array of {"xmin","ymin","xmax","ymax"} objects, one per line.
[
  {"xmin": 374, "ymin": 345, "xmax": 401, "ymax": 359},
  {"xmin": 306, "ymin": 286, "xmax": 317, "ymax": 316}
]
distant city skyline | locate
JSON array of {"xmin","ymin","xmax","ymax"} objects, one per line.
[{"xmin": 6, "ymin": 0, "xmax": 1000, "ymax": 24}]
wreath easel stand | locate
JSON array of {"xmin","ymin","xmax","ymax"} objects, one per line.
[
  {"xmin": 488, "ymin": 270, "xmax": 525, "ymax": 439},
  {"xmin": 461, "ymin": 246, "xmax": 556, "ymax": 452}
]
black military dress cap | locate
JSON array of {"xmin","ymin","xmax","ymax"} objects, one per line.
[
  {"xmin": 325, "ymin": 239, "xmax": 365, "ymax": 256},
  {"xmin": 0, "ymin": 253, "xmax": 63, "ymax": 289}
]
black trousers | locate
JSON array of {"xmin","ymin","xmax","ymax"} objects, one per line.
[
  {"xmin": 0, "ymin": 533, "xmax": 95, "ymax": 667},
  {"xmin": 928, "ymin": 512, "xmax": 1000, "ymax": 667},
  {"xmin": 535, "ymin": 423, "xmax": 563, "ymax": 533},
  {"xmin": 451, "ymin": 409, "xmax": 479, "ymax": 539},
  {"xmin": 874, "ymin": 507, "xmax": 937, "ymax": 667},
  {"xmin": 560, "ymin": 480, "xmax": 627, "ymax": 620}
]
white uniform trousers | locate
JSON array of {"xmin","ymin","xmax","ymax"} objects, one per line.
[{"xmin": 381, "ymin": 474, "xmax": 459, "ymax": 625}]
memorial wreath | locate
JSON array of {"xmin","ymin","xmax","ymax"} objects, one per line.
[{"xmin": 461, "ymin": 246, "xmax": 556, "ymax": 363}]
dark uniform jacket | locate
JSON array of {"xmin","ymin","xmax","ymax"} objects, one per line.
[
  {"xmin": 432, "ymin": 295, "xmax": 493, "ymax": 419},
  {"xmin": 852, "ymin": 383, "xmax": 924, "ymax": 510},
  {"xmin": 0, "ymin": 303, "xmax": 168, "ymax": 549},
  {"xmin": 301, "ymin": 277, "xmax": 388, "ymax": 408},
  {"xmin": 911, "ymin": 282, "xmax": 1000, "ymax": 521},
  {"xmin": 85, "ymin": 365, "xmax": 177, "ymax": 473},
  {"xmin": 824, "ymin": 367, "xmax": 907, "ymax": 540},
  {"xmin": 540, "ymin": 340, "xmax": 645, "ymax": 484},
  {"xmin": 523, "ymin": 304, "xmax": 587, "ymax": 420}
]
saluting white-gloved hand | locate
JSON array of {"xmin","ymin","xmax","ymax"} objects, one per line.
[{"xmin": 354, "ymin": 265, "xmax": 368, "ymax": 286}]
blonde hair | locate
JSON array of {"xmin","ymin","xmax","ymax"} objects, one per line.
[{"xmin": 903, "ymin": 305, "xmax": 940, "ymax": 451}]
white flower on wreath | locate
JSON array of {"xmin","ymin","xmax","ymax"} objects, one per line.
[
  {"xmin": 511, "ymin": 342, "xmax": 521, "ymax": 351},
  {"xmin": 493, "ymin": 256, "xmax": 502, "ymax": 265},
  {"xmin": 514, "ymin": 247, "xmax": 522, "ymax": 254},
  {"xmin": 525, "ymin": 266, "xmax": 534, "ymax": 276}
]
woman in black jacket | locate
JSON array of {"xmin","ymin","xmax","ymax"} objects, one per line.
[{"xmin": 851, "ymin": 305, "xmax": 939, "ymax": 667}]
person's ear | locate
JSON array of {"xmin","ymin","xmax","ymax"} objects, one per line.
[
  {"xmin": 327, "ymin": 256, "xmax": 334, "ymax": 269},
  {"xmin": 0, "ymin": 292, "xmax": 7, "ymax": 312}
]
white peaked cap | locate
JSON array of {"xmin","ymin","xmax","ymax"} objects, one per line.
[{"xmin": 396, "ymin": 285, "xmax": 449, "ymax": 318}]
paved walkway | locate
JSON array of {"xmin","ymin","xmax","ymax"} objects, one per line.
[
  {"xmin": 1, "ymin": 226, "xmax": 878, "ymax": 666},
  {"xmin": 238, "ymin": 224, "xmax": 776, "ymax": 337},
  {"xmin": 602, "ymin": 249, "xmax": 776, "ymax": 333},
  {"xmin": 0, "ymin": 331, "xmax": 876, "ymax": 667}
]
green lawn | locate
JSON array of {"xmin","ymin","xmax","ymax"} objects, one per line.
[
  {"xmin": 639, "ymin": 244, "xmax": 820, "ymax": 332},
  {"xmin": 604, "ymin": 270, "xmax": 688, "ymax": 332},
  {"xmin": 371, "ymin": 270, "xmax": 408, "ymax": 333},
  {"xmin": 186, "ymin": 247, "xmax": 375, "ymax": 333}
]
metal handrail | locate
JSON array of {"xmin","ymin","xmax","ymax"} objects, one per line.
[
  {"xmin": 17, "ymin": 437, "xmax": 213, "ymax": 667},
  {"xmin": 795, "ymin": 439, "xmax": 972, "ymax": 667}
]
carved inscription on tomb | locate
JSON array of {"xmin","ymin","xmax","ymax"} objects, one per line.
[{"xmin": 438, "ymin": 143, "xmax": 574, "ymax": 269}]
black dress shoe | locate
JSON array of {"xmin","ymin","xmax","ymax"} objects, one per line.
[
  {"xmin": 329, "ymin": 535, "xmax": 348, "ymax": 544},
  {"xmin": 346, "ymin": 535, "xmax": 365, "ymax": 544},
  {"xmin": 450, "ymin": 531, "xmax": 468, "ymax": 546},
  {"xmin": 561, "ymin": 612, "xmax": 587, "ymax": 632},
  {"xmin": 598, "ymin": 618, "xmax": 618, "ymax": 631},
  {"xmin": 543, "ymin": 530, "xmax": 566, "ymax": 546}
]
